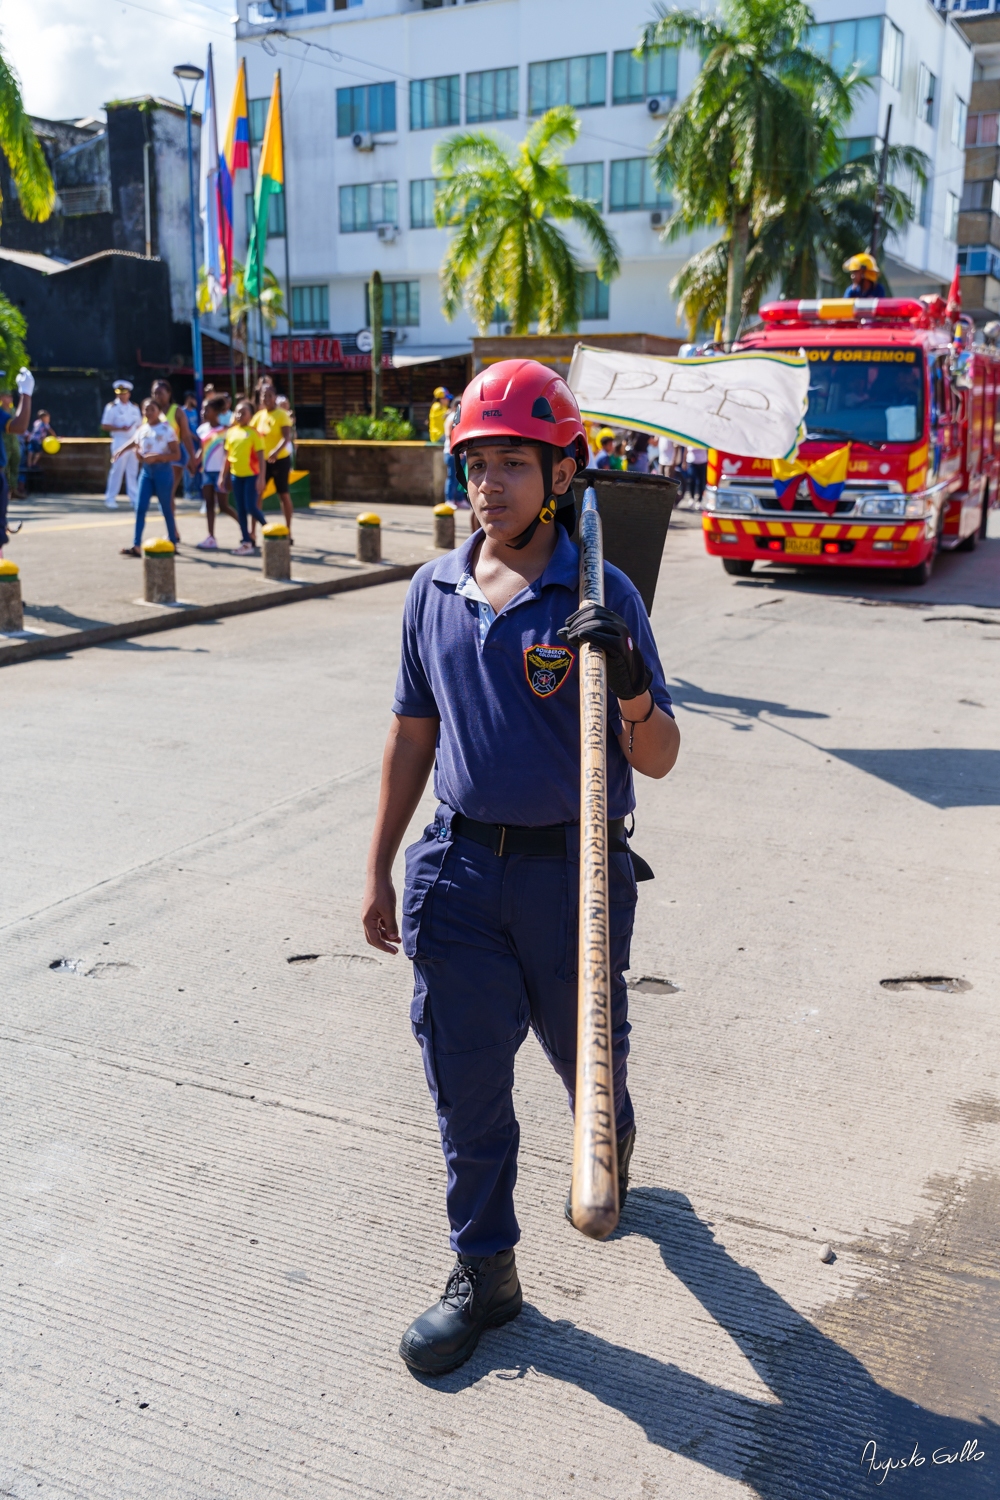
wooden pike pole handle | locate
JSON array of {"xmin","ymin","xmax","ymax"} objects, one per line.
[{"xmin": 570, "ymin": 485, "xmax": 619, "ymax": 1239}]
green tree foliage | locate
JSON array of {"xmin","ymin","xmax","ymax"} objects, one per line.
[
  {"xmin": 641, "ymin": 0, "xmax": 852, "ymax": 341},
  {"xmin": 669, "ymin": 88, "xmax": 928, "ymax": 336},
  {"xmin": 0, "ymin": 288, "xmax": 27, "ymax": 385},
  {"xmin": 434, "ymin": 106, "xmax": 620, "ymax": 334},
  {"xmin": 197, "ymin": 257, "xmax": 285, "ymax": 391},
  {"xmin": 335, "ymin": 406, "xmax": 414, "ymax": 441},
  {"xmin": 0, "ymin": 51, "xmax": 54, "ymax": 223}
]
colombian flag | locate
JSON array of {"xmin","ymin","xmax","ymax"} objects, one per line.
[
  {"xmin": 771, "ymin": 445, "xmax": 850, "ymax": 515},
  {"xmin": 219, "ymin": 59, "xmax": 251, "ymax": 288},
  {"xmin": 245, "ymin": 73, "xmax": 282, "ymax": 301},
  {"xmin": 804, "ymin": 445, "xmax": 850, "ymax": 515}
]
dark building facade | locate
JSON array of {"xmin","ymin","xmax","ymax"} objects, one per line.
[{"xmin": 0, "ymin": 98, "xmax": 201, "ymax": 431}]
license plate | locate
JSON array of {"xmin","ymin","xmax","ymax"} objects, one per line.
[{"xmin": 784, "ymin": 537, "xmax": 822, "ymax": 556}]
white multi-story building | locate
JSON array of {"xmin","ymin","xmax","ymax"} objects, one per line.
[{"xmin": 230, "ymin": 0, "xmax": 972, "ymax": 379}]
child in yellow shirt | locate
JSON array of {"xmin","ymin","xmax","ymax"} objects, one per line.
[{"xmin": 221, "ymin": 400, "xmax": 267, "ymax": 555}]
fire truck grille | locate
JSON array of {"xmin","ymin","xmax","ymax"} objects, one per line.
[{"xmin": 756, "ymin": 494, "xmax": 857, "ymax": 516}]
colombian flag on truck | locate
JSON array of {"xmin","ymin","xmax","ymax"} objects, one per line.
[
  {"xmin": 245, "ymin": 73, "xmax": 283, "ymax": 301},
  {"xmin": 771, "ymin": 445, "xmax": 850, "ymax": 516}
]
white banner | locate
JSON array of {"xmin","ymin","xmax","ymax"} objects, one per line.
[{"xmin": 568, "ymin": 343, "xmax": 808, "ymax": 460}]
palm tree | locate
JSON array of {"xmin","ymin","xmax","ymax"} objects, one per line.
[
  {"xmin": 434, "ymin": 105, "xmax": 620, "ymax": 334},
  {"xmin": 670, "ymin": 83, "xmax": 928, "ymax": 337},
  {"xmin": 640, "ymin": 0, "xmax": 851, "ymax": 342},
  {"xmin": 0, "ymin": 51, "xmax": 55, "ymax": 223},
  {"xmin": 198, "ymin": 257, "xmax": 285, "ymax": 392}
]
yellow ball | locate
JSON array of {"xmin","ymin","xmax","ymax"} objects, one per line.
[{"xmin": 42, "ymin": 435, "xmax": 61, "ymax": 455}]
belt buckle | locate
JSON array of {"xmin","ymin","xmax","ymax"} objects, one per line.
[{"xmin": 495, "ymin": 824, "xmax": 507, "ymax": 856}]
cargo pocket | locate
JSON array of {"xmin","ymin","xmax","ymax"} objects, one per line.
[{"xmin": 401, "ymin": 824, "xmax": 452, "ymax": 961}]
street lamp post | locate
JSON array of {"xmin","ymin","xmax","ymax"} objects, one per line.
[{"xmin": 174, "ymin": 63, "xmax": 205, "ymax": 406}]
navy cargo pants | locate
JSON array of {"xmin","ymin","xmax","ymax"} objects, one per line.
[{"xmin": 402, "ymin": 812, "xmax": 637, "ymax": 1258}]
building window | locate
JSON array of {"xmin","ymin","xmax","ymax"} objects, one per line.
[
  {"xmin": 466, "ymin": 67, "xmax": 518, "ymax": 123},
  {"xmin": 410, "ymin": 75, "xmax": 461, "ymax": 130},
  {"xmin": 880, "ymin": 18, "xmax": 902, "ymax": 89},
  {"xmin": 567, "ymin": 162, "xmax": 603, "ymax": 207},
  {"xmin": 249, "ymin": 0, "xmax": 326, "ymax": 18},
  {"xmin": 339, "ymin": 181, "xmax": 399, "ymax": 232},
  {"xmin": 410, "ymin": 178, "xmax": 439, "ymax": 228},
  {"xmin": 291, "ymin": 285, "xmax": 329, "ymax": 330},
  {"xmin": 945, "ymin": 191, "xmax": 960, "ymax": 242},
  {"xmin": 958, "ymin": 244, "xmax": 1000, "ymax": 279},
  {"xmin": 807, "ymin": 19, "xmax": 882, "ymax": 80},
  {"xmin": 249, "ymin": 98, "xmax": 269, "ymax": 146},
  {"xmin": 952, "ymin": 96, "xmax": 968, "ymax": 150},
  {"xmin": 578, "ymin": 271, "xmax": 609, "ymax": 320},
  {"xmin": 609, "ymin": 157, "xmax": 669, "ymax": 211},
  {"xmin": 917, "ymin": 63, "xmax": 937, "ymax": 127},
  {"xmin": 245, "ymin": 188, "xmax": 286, "ymax": 237},
  {"xmin": 837, "ymin": 136, "xmax": 874, "ymax": 164},
  {"xmin": 366, "ymin": 280, "xmax": 420, "ymax": 327},
  {"xmin": 917, "ymin": 177, "xmax": 930, "ymax": 229},
  {"xmin": 333, "ymin": 0, "xmax": 363, "ymax": 8},
  {"xmin": 960, "ymin": 178, "xmax": 1000, "ymax": 215},
  {"xmin": 967, "ymin": 111, "xmax": 999, "ymax": 147},
  {"xmin": 336, "ymin": 83, "xmax": 396, "ymax": 138},
  {"xmin": 528, "ymin": 54, "xmax": 606, "ymax": 114},
  {"xmin": 612, "ymin": 46, "xmax": 677, "ymax": 105}
]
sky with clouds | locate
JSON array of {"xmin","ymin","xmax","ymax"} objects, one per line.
[{"xmin": 2, "ymin": 0, "xmax": 237, "ymax": 123}]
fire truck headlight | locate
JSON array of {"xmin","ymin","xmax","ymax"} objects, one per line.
[
  {"xmin": 712, "ymin": 490, "xmax": 758, "ymax": 513},
  {"xmin": 859, "ymin": 496, "xmax": 906, "ymax": 518},
  {"xmin": 904, "ymin": 496, "xmax": 930, "ymax": 518}
]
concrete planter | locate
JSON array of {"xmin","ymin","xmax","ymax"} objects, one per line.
[
  {"xmin": 296, "ymin": 441, "xmax": 445, "ymax": 505},
  {"xmin": 143, "ymin": 542, "xmax": 176, "ymax": 603},
  {"xmin": 262, "ymin": 524, "xmax": 291, "ymax": 580},
  {"xmin": 0, "ymin": 563, "xmax": 24, "ymax": 630}
]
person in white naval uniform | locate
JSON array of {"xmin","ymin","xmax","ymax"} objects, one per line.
[{"xmin": 101, "ymin": 381, "xmax": 142, "ymax": 509}]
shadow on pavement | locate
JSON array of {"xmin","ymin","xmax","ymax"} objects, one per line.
[
  {"xmin": 667, "ymin": 677, "xmax": 829, "ymax": 728},
  {"xmin": 726, "ymin": 537, "xmax": 1000, "ymax": 611},
  {"xmin": 826, "ymin": 748, "xmax": 1000, "ymax": 808},
  {"xmin": 429, "ymin": 1190, "xmax": 996, "ymax": 1498}
]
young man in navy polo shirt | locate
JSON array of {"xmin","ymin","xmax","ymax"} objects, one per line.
[{"xmin": 362, "ymin": 360, "xmax": 679, "ymax": 1375}]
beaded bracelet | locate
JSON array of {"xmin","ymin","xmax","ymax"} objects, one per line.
[{"xmin": 622, "ymin": 692, "xmax": 656, "ymax": 754}]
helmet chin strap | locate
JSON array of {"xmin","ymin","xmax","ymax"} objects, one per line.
[{"xmin": 507, "ymin": 445, "xmax": 558, "ymax": 551}]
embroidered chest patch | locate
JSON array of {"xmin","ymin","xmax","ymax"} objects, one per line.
[{"xmin": 524, "ymin": 643, "xmax": 574, "ymax": 698}]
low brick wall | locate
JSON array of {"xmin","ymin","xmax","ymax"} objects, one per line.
[
  {"xmin": 296, "ymin": 441, "xmax": 445, "ymax": 505},
  {"xmin": 35, "ymin": 438, "xmax": 111, "ymax": 493}
]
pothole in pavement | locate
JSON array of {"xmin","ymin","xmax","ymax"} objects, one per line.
[
  {"xmin": 880, "ymin": 975, "xmax": 972, "ymax": 994},
  {"xmin": 286, "ymin": 952, "xmax": 379, "ymax": 968},
  {"xmin": 630, "ymin": 975, "xmax": 680, "ymax": 995}
]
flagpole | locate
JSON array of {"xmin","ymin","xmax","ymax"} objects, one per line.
[
  {"xmin": 276, "ymin": 69, "xmax": 295, "ymax": 417},
  {"xmin": 244, "ymin": 68, "xmax": 265, "ymax": 392}
]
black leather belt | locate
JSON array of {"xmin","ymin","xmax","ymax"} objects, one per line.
[{"xmin": 452, "ymin": 813, "xmax": 628, "ymax": 858}]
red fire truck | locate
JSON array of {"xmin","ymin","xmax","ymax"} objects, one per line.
[{"xmin": 702, "ymin": 296, "xmax": 997, "ymax": 583}]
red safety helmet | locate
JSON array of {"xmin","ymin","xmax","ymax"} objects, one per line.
[
  {"xmin": 449, "ymin": 359, "xmax": 588, "ymax": 548},
  {"xmin": 450, "ymin": 358, "xmax": 588, "ymax": 465}
]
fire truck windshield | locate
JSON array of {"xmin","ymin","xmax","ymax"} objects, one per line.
[{"xmin": 805, "ymin": 348, "xmax": 924, "ymax": 445}]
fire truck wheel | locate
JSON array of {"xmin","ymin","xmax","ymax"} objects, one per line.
[
  {"xmin": 722, "ymin": 558, "xmax": 754, "ymax": 577},
  {"xmin": 956, "ymin": 529, "xmax": 977, "ymax": 553}
]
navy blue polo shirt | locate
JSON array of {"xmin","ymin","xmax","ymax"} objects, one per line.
[{"xmin": 392, "ymin": 525, "xmax": 673, "ymax": 826}]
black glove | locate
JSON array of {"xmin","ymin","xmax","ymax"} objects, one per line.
[{"xmin": 559, "ymin": 602, "xmax": 653, "ymax": 702}]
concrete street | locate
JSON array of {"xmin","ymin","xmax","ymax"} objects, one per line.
[{"xmin": 2, "ymin": 513, "xmax": 999, "ymax": 1499}]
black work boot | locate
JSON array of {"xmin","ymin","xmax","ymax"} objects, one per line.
[
  {"xmin": 399, "ymin": 1249, "xmax": 522, "ymax": 1375},
  {"xmin": 565, "ymin": 1127, "xmax": 636, "ymax": 1224}
]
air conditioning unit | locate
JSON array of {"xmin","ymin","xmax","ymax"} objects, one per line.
[
  {"xmin": 647, "ymin": 96, "xmax": 666, "ymax": 115},
  {"xmin": 351, "ymin": 131, "xmax": 374, "ymax": 151},
  {"xmin": 376, "ymin": 222, "xmax": 398, "ymax": 243},
  {"xmin": 650, "ymin": 210, "xmax": 665, "ymax": 229}
]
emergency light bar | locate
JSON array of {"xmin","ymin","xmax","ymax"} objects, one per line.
[{"xmin": 760, "ymin": 298, "xmax": 935, "ymax": 327}]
